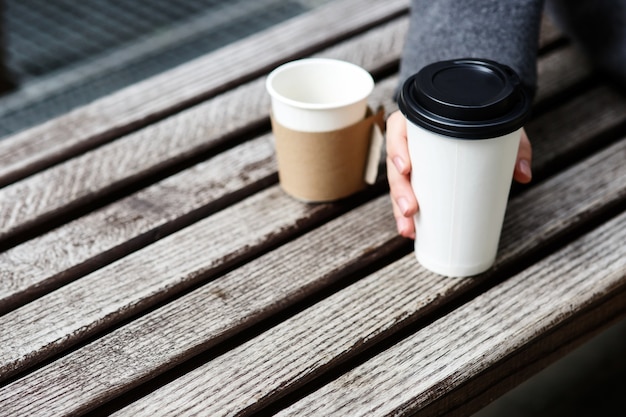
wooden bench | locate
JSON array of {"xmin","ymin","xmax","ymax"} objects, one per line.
[{"xmin": 1, "ymin": 0, "xmax": 625, "ymax": 415}]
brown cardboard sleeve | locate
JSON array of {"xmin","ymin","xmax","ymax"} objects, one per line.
[{"xmin": 271, "ymin": 107, "xmax": 385, "ymax": 202}]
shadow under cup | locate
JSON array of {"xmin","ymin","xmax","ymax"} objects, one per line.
[{"xmin": 266, "ymin": 58, "xmax": 377, "ymax": 202}]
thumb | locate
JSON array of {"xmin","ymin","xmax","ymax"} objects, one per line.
[{"xmin": 513, "ymin": 128, "xmax": 532, "ymax": 184}]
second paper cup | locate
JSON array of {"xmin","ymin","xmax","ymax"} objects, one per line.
[{"xmin": 266, "ymin": 58, "xmax": 376, "ymax": 202}]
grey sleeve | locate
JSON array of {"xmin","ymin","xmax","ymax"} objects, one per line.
[{"xmin": 399, "ymin": 0, "xmax": 545, "ymax": 96}]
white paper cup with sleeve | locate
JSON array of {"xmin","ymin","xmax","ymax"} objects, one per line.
[
  {"xmin": 398, "ymin": 58, "xmax": 532, "ymax": 277},
  {"xmin": 266, "ymin": 58, "xmax": 379, "ymax": 202}
]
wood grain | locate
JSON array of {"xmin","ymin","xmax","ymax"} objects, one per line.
[
  {"xmin": 0, "ymin": 0, "xmax": 410, "ymax": 187},
  {"xmin": 277, "ymin": 214, "xmax": 626, "ymax": 417},
  {"xmin": 0, "ymin": 16, "xmax": 408, "ymax": 245},
  {"xmin": 1, "ymin": 71, "xmax": 620, "ymax": 383},
  {"xmin": 529, "ymin": 85, "xmax": 626, "ymax": 177},
  {"xmin": 0, "ymin": 194, "xmax": 401, "ymax": 416},
  {"xmin": 0, "ymin": 135, "xmax": 276, "ymax": 314},
  {"xmin": 0, "ymin": 6, "xmax": 574, "ymax": 191},
  {"xmin": 0, "ymin": 13, "xmax": 408, "ymax": 311},
  {"xmin": 534, "ymin": 44, "xmax": 593, "ymax": 105},
  {"xmin": 0, "ymin": 39, "xmax": 590, "ymax": 249},
  {"xmin": 6, "ymin": 136, "xmax": 620, "ymax": 416},
  {"xmin": 0, "ymin": 7, "xmax": 621, "ymax": 417},
  {"xmin": 499, "ymin": 136, "xmax": 626, "ymax": 265},
  {"xmin": 0, "ymin": 185, "xmax": 343, "ymax": 383},
  {"xmin": 0, "ymin": 77, "xmax": 269, "ymax": 242},
  {"xmin": 0, "ymin": 72, "xmax": 401, "ymax": 317},
  {"xmin": 0, "ymin": 47, "xmax": 616, "ymax": 398},
  {"xmin": 109, "ymin": 138, "xmax": 626, "ymax": 417}
]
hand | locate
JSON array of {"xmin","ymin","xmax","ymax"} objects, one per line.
[{"xmin": 386, "ymin": 110, "xmax": 533, "ymax": 239}]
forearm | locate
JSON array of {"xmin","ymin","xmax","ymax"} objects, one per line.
[{"xmin": 399, "ymin": 0, "xmax": 545, "ymax": 96}]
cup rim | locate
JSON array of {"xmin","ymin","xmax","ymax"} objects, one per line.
[{"xmin": 265, "ymin": 58, "xmax": 374, "ymax": 110}]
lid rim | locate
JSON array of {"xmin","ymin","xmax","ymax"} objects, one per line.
[{"xmin": 398, "ymin": 58, "xmax": 532, "ymax": 140}]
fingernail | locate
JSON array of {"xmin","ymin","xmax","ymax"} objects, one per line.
[
  {"xmin": 397, "ymin": 197, "xmax": 410, "ymax": 216},
  {"xmin": 520, "ymin": 159, "xmax": 532, "ymax": 180},
  {"xmin": 393, "ymin": 156, "xmax": 406, "ymax": 173},
  {"xmin": 397, "ymin": 217, "xmax": 415, "ymax": 239},
  {"xmin": 397, "ymin": 217, "xmax": 411, "ymax": 235}
]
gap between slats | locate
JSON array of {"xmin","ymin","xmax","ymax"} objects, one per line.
[
  {"xmin": 0, "ymin": 69, "xmax": 399, "ymax": 315},
  {"xmin": 4, "ymin": 36, "xmax": 604, "ymax": 310},
  {"xmin": 2, "ymin": 131, "xmax": 624, "ymax": 416},
  {"xmin": 103, "ymin": 139, "xmax": 626, "ymax": 417},
  {"xmin": 273, "ymin": 212, "xmax": 626, "ymax": 417}
]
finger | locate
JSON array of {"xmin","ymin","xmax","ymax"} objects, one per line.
[
  {"xmin": 387, "ymin": 154, "xmax": 418, "ymax": 239},
  {"xmin": 386, "ymin": 154, "xmax": 418, "ymax": 213},
  {"xmin": 390, "ymin": 195, "xmax": 416, "ymax": 239},
  {"xmin": 386, "ymin": 111, "xmax": 418, "ymax": 217},
  {"xmin": 513, "ymin": 128, "xmax": 533, "ymax": 184},
  {"xmin": 386, "ymin": 110, "xmax": 417, "ymax": 239},
  {"xmin": 386, "ymin": 111, "xmax": 411, "ymax": 175},
  {"xmin": 387, "ymin": 152, "xmax": 418, "ymax": 238}
]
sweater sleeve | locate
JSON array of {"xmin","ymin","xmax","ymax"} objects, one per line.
[{"xmin": 399, "ymin": 0, "xmax": 545, "ymax": 97}]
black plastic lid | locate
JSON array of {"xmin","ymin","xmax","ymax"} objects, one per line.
[{"xmin": 398, "ymin": 58, "xmax": 532, "ymax": 139}]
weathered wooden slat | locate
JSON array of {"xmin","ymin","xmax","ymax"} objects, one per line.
[
  {"xmin": 534, "ymin": 44, "xmax": 592, "ymax": 105},
  {"xmin": 0, "ymin": 9, "xmax": 612, "ymax": 416},
  {"xmin": 103, "ymin": 138, "xmax": 626, "ymax": 417},
  {"xmin": 100, "ymin": 136, "xmax": 626, "ymax": 416},
  {"xmin": 4, "ymin": 134, "xmax": 623, "ymax": 416},
  {"xmin": 0, "ymin": 10, "xmax": 580, "ymax": 310},
  {"xmin": 0, "ymin": 193, "xmax": 401, "ymax": 416},
  {"xmin": 0, "ymin": 11, "xmax": 408, "ymax": 307},
  {"xmin": 422, "ymin": 297, "xmax": 626, "ymax": 417},
  {"xmin": 0, "ymin": 70, "xmax": 398, "ymax": 380},
  {"xmin": 0, "ymin": 66, "xmax": 401, "ymax": 317},
  {"xmin": 0, "ymin": 77, "xmax": 268, "ymax": 241},
  {"xmin": 0, "ymin": 43, "xmax": 616, "ymax": 390},
  {"xmin": 1, "ymin": 71, "xmax": 618, "ymax": 377},
  {"xmin": 0, "ymin": 135, "xmax": 276, "ymax": 314},
  {"xmin": 529, "ymin": 85, "xmax": 626, "ymax": 177},
  {"xmin": 0, "ymin": 185, "xmax": 345, "ymax": 383},
  {"xmin": 0, "ymin": 16, "xmax": 408, "ymax": 311},
  {"xmin": 0, "ymin": 0, "xmax": 410, "ymax": 187},
  {"xmin": 0, "ymin": 16, "xmax": 408, "ymax": 245},
  {"xmin": 0, "ymin": 7, "xmax": 575, "ymax": 197},
  {"xmin": 498, "ymin": 137, "xmax": 626, "ymax": 265},
  {"xmin": 276, "ymin": 216, "xmax": 626, "ymax": 417},
  {"xmin": 538, "ymin": 13, "xmax": 564, "ymax": 48}
]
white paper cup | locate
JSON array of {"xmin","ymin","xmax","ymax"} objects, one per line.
[
  {"xmin": 408, "ymin": 125, "xmax": 521, "ymax": 276},
  {"xmin": 398, "ymin": 58, "xmax": 532, "ymax": 277},
  {"xmin": 266, "ymin": 58, "xmax": 374, "ymax": 132}
]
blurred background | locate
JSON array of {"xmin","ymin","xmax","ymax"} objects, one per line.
[{"xmin": 0, "ymin": 0, "xmax": 331, "ymax": 138}]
